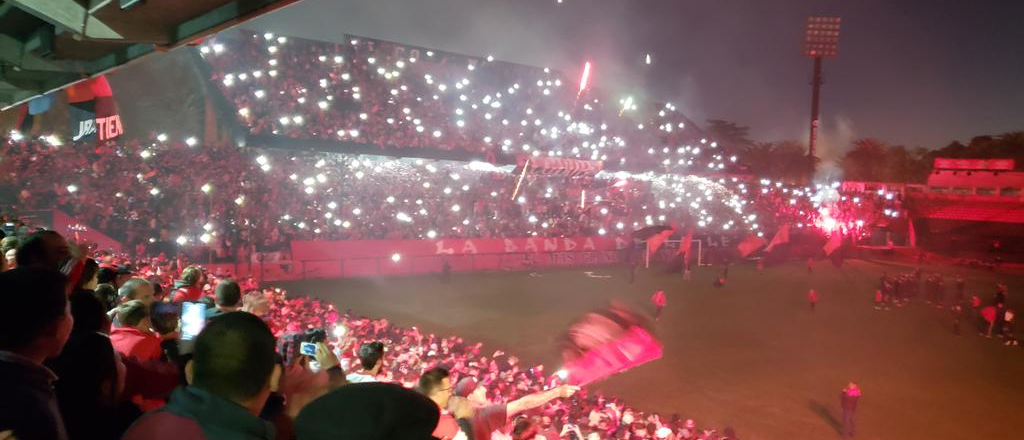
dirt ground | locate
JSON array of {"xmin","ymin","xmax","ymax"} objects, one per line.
[{"xmin": 280, "ymin": 259, "xmax": 1024, "ymax": 440}]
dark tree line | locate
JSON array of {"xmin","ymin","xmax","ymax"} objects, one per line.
[
  {"xmin": 704, "ymin": 119, "xmax": 1024, "ymax": 183},
  {"xmin": 705, "ymin": 120, "xmax": 808, "ymax": 183},
  {"xmin": 841, "ymin": 132, "xmax": 1024, "ymax": 182}
]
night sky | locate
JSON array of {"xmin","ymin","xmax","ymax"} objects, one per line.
[{"xmin": 247, "ymin": 0, "xmax": 1024, "ymax": 159}]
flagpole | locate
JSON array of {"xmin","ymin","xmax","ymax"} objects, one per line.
[
  {"xmin": 645, "ymin": 242, "xmax": 650, "ymax": 269},
  {"xmin": 511, "ymin": 159, "xmax": 530, "ymax": 201}
]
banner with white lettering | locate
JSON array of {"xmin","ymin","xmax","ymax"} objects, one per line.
[
  {"xmin": 67, "ymin": 76, "xmax": 123, "ymax": 143},
  {"xmin": 291, "ymin": 236, "xmax": 632, "ymax": 261}
]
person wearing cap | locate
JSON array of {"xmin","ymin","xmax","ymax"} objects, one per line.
[{"xmin": 451, "ymin": 377, "xmax": 579, "ymax": 440}]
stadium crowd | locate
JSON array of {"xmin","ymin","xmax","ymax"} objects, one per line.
[
  {"xmin": 752, "ymin": 181, "xmax": 905, "ymax": 238},
  {"xmin": 0, "ymin": 228, "xmax": 745, "ymax": 440},
  {"xmin": 0, "ymin": 17, "xmax": 1017, "ymax": 440},
  {"xmin": 202, "ymin": 31, "xmax": 737, "ymax": 173},
  {"xmin": 2, "ymin": 130, "xmax": 891, "ymax": 263}
]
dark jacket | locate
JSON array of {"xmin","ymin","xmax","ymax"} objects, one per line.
[
  {"xmin": 0, "ymin": 352, "xmax": 69, "ymax": 440},
  {"xmin": 48, "ymin": 330, "xmax": 143, "ymax": 440},
  {"xmin": 122, "ymin": 386, "xmax": 275, "ymax": 440},
  {"xmin": 294, "ymin": 382, "xmax": 439, "ymax": 440}
]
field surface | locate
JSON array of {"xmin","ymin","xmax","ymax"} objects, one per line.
[{"xmin": 281, "ymin": 259, "xmax": 1024, "ymax": 440}]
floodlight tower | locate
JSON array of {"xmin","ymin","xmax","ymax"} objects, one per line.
[{"xmin": 804, "ymin": 16, "xmax": 841, "ymax": 178}]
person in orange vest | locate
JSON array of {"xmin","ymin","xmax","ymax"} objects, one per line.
[
  {"xmin": 808, "ymin": 288, "xmax": 819, "ymax": 312},
  {"xmin": 874, "ymin": 290, "xmax": 883, "ymax": 310},
  {"xmin": 807, "ymin": 257, "xmax": 814, "ymax": 275},
  {"xmin": 651, "ymin": 290, "xmax": 667, "ymax": 321}
]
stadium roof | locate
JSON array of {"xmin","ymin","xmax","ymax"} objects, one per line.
[{"xmin": 0, "ymin": 0, "xmax": 303, "ymax": 111}]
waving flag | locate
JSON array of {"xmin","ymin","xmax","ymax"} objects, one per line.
[
  {"xmin": 646, "ymin": 227, "xmax": 676, "ymax": 255},
  {"xmin": 561, "ymin": 304, "xmax": 662, "ymax": 386},
  {"xmin": 676, "ymin": 229, "xmax": 694, "ymax": 256},
  {"xmin": 764, "ymin": 224, "xmax": 791, "ymax": 252},
  {"xmin": 908, "ymin": 217, "xmax": 917, "ymax": 248},
  {"xmin": 737, "ymin": 234, "xmax": 766, "ymax": 258},
  {"xmin": 823, "ymin": 230, "xmax": 844, "ymax": 256}
]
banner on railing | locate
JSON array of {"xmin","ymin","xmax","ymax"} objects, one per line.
[{"xmin": 291, "ymin": 235, "xmax": 633, "ymax": 261}]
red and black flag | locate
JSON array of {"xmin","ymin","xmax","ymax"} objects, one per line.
[{"xmin": 68, "ymin": 76, "xmax": 123, "ymax": 142}]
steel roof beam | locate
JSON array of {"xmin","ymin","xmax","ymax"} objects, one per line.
[{"xmin": 5, "ymin": 0, "xmax": 122, "ymax": 39}]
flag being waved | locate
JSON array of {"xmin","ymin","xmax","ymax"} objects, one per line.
[
  {"xmin": 646, "ymin": 227, "xmax": 676, "ymax": 255},
  {"xmin": 764, "ymin": 224, "xmax": 790, "ymax": 253},
  {"xmin": 737, "ymin": 234, "xmax": 766, "ymax": 258},
  {"xmin": 823, "ymin": 230, "xmax": 844, "ymax": 256},
  {"xmin": 676, "ymin": 229, "xmax": 694, "ymax": 256}
]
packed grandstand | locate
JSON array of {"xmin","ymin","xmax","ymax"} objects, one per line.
[{"xmin": 0, "ymin": 22, "xmax": 1021, "ymax": 440}]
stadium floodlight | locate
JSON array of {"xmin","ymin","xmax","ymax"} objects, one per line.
[
  {"xmin": 803, "ymin": 16, "xmax": 842, "ymax": 180},
  {"xmin": 804, "ymin": 17, "xmax": 841, "ymax": 58}
]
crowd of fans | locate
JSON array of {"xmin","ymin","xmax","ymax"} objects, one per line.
[
  {"xmin": 202, "ymin": 30, "xmax": 741, "ymax": 173},
  {"xmin": 0, "ymin": 19, "xmax": 1015, "ymax": 440},
  {"xmin": 751, "ymin": 180, "xmax": 905, "ymax": 238},
  {"xmin": 0, "ymin": 32, "xmax": 900, "ymax": 265},
  {"xmin": 2, "ymin": 130, "xmax": 893, "ymax": 264},
  {"xmin": 0, "ymin": 133, "xmax": 734, "ymax": 258},
  {"xmin": 0, "ymin": 228, "xmax": 743, "ymax": 440}
]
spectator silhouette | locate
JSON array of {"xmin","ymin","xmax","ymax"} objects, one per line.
[
  {"xmin": 122, "ymin": 312, "xmax": 278, "ymax": 440},
  {"xmin": 0, "ymin": 267, "xmax": 74, "ymax": 440}
]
